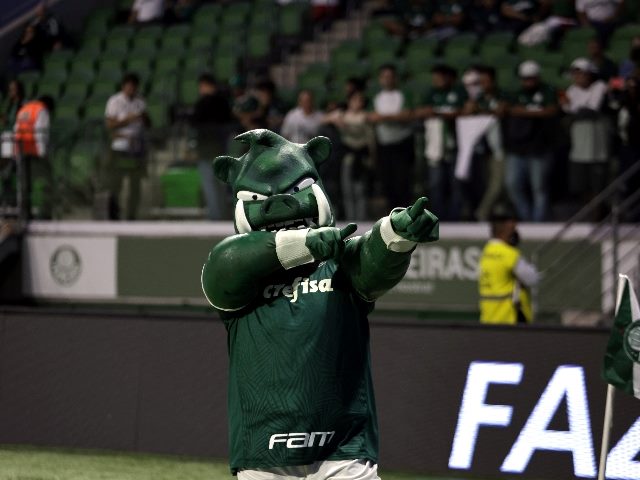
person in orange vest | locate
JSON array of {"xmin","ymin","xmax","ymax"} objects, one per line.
[
  {"xmin": 13, "ymin": 95, "xmax": 54, "ymax": 219},
  {"xmin": 478, "ymin": 206, "xmax": 540, "ymax": 325}
]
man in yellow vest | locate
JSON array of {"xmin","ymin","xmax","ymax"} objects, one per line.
[
  {"xmin": 13, "ymin": 95, "xmax": 54, "ymax": 219},
  {"xmin": 479, "ymin": 208, "xmax": 540, "ymax": 324}
]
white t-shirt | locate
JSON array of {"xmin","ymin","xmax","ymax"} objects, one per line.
[
  {"xmin": 280, "ymin": 107, "xmax": 324, "ymax": 143},
  {"xmin": 132, "ymin": 0, "xmax": 164, "ymax": 23},
  {"xmin": 576, "ymin": 0, "xmax": 621, "ymax": 22},
  {"xmin": 373, "ymin": 89, "xmax": 413, "ymax": 145},
  {"xmin": 105, "ymin": 91, "xmax": 146, "ymax": 152},
  {"xmin": 564, "ymin": 80, "xmax": 608, "ymax": 113}
]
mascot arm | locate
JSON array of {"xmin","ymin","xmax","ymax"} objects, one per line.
[
  {"xmin": 342, "ymin": 197, "xmax": 439, "ymax": 301},
  {"xmin": 202, "ymin": 228, "xmax": 324, "ymax": 311}
]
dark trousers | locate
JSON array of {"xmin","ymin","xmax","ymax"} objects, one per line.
[
  {"xmin": 103, "ymin": 150, "xmax": 145, "ymax": 220},
  {"xmin": 378, "ymin": 136, "xmax": 415, "ymax": 210}
]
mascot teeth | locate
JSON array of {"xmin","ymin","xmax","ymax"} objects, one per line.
[
  {"xmin": 235, "ymin": 200, "xmax": 252, "ymax": 234},
  {"xmin": 311, "ymin": 184, "xmax": 332, "ymax": 227}
]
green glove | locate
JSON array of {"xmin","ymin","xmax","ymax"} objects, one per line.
[
  {"xmin": 305, "ymin": 223, "xmax": 358, "ymax": 262},
  {"xmin": 390, "ymin": 197, "xmax": 439, "ymax": 243}
]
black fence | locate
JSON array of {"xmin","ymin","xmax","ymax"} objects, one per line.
[{"xmin": 0, "ymin": 309, "xmax": 638, "ymax": 479}]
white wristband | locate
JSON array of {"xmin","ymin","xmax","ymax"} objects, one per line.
[
  {"xmin": 275, "ymin": 229, "xmax": 315, "ymax": 269},
  {"xmin": 380, "ymin": 214, "xmax": 416, "ymax": 253}
]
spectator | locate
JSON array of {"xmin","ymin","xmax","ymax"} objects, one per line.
[
  {"xmin": 323, "ymin": 90, "xmax": 376, "ymax": 220},
  {"xmin": 104, "ymin": 73, "xmax": 149, "ymax": 220},
  {"xmin": 501, "ymin": 0, "xmax": 551, "ymax": 34},
  {"xmin": 280, "ymin": 90, "xmax": 324, "ymax": 143},
  {"xmin": 383, "ymin": 0, "xmax": 433, "ymax": 39},
  {"xmin": 13, "ymin": 95, "xmax": 55, "ymax": 219},
  {"xmin": 415, "ymin": 64, "xmax": 467, "ymax": 220},
  {"xmin": 587, "ymin": 37, "xmax": 618, "ymax": 81},
  {"xmin": 129, "ymin": 0, "xmax": 164, "ymax": 24},
  {"xmin": 619, "ymin": 35, "xmax": 640, "ymax": 79},
  {"xmin": 30, "ymin": 1, "xmax": 70, "ymax": 52},
  {"xmin": 504, "ymin": 61, "xmax": 559, "ymax": 222},
  {"xmin": 576, "ymin": 0, "xmax": 624, "ymax": 46},
  {"xmin": 427, "ymin": 0, "xmax": 466, "ymax": 41},
  {"xmin": 470, "ymin": 0, "xmax": 504, "ymax": 36},
  {"xmin": 163, "ymin": 0, "xmax": 198, "ymax": 24},
  {"xmin": 0, "ymin": 80, "xmax": 26, "ymax": 132},
  {"xmin": 9, "ymin": 25, "xmax": 45, "ymax": 74},
  {"xmin": 478, "ymin": 206, "xmax": 540, "ymax": 325},
  {"xmin": 367, "ymin": 64, "xmax": 415, "ymax": 209},
  {"xmin": 191, "ymin": 73, "xmax": 232, "ymax": 221},
  {"xmin": 561, "ymin": 58, "xmax": 610, "ymax": 215},
  {"xmin": 464, "ymin": 66, "xmax": 508, "ymax": 220},
  {"xmin": 234, "ymin": 80, "xmax": 285, "ymax": 132}
]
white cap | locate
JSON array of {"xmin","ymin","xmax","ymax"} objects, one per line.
[
  {"xmin": 570, "ymin": 57, "xmax": 596, "ymax": 73},
  {"xmin": 518, "ymin": 60, "xmax": 541, "ymax": 78},
  {"xmin": 462, "ymin": 69, "xmax": 480, "ymax": 85}
]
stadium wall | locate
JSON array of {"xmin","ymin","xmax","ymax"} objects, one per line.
[
  {"xmin": 0, "ymin": 310, "xmax": 637, "ymax": 480},
  {"xmin": 14, "ymin": 221, "xmax": 640, "ymax": 315}
]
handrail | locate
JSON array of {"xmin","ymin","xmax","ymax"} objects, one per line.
[{"xmin": 533, "ymin": 159, "xmax": 640, "ymax": 257}]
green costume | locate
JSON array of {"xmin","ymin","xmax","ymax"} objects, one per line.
[{"xmin": 201, "ymin": 129, "xmax": 439, "ymax": 474}]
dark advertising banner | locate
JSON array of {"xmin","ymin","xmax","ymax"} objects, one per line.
[{"xmin": 372, "ymin": 323, "xmax": 640, "ymax": 479}]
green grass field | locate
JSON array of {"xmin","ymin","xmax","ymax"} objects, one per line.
[{"xmin": 0, "ymin": 446, "xmax": 444, "ymax": 480}]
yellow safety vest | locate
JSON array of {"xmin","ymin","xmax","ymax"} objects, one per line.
[{"xmin": 478, "ymin": 239, "xmax": 532, "ymax": 325}]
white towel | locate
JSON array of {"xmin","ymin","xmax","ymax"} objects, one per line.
[
  {"xmin": 455, "ymin": 115, "xmax": 496, "ymax": 181},
  {"xmin": 425, "ymin": 118, "xmax": 444, "ymax": 166}
]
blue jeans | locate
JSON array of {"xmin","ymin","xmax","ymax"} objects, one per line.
[
  {"xmin": 505, "ymin": 153, "xmax": 552, "ymax": 222},
  {"xmin": 198, "ymin": 160, "xmax": 223, "ymax": 220}
]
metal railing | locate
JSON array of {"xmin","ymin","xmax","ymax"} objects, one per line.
[{"xmin": 532, "ymin": 159, "xmax": 640, "ymax": 325}]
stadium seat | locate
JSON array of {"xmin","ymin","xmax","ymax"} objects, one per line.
[
  {"xmin": 193, "ymin": 3, "xmax": 223, "ymax": 30},
  {"xmin": 83, "ymin": 7, "xmax": 113, "ymax": 37},
  {"xmin": 36, "ymin": 77, "xmax": 64, "ymax": 98},
  {"xmin": 190, "ymin": 32, "xmax": 216, "ymax": 52},
  {"xmin": 404, "ymin": 39, "xmax": 440, "ymax": 75},
  {"xmin": 17, "ymin": 71, "xmax": 40, "ymax": 97},
  {"xmin": 178, "ymin": 77, "xmax": 199, "ymax": 105},
  {"xmin": 154, "ymin": 56, "xmax": 182, "ymax": 75},
  {"xmin": 126, "ymin": 57, "xmax": 153, "ymax": 75},
  {"xmin": 91, "ymin": 80, "xmax": 119, "ymax": 98},
  {"xmin": 212, "ymin": 55, "xmax": 238, "ymax": 82},
  {"xmin": 478, "ymin": 31, "xmax": 515, "ymax": 60},
  {"xmin": 68, "ymin": 141, "xmax": 97, "ymax": 188},
  {"xmin": 55, "ymin": 103, "xmax": 80, "ymax": 122},
  {"xmin": 183, "ymin": 55, "xmax": 212, "ymax": 76},
  {"xmin": 247, "ymin": 32, "xmax": 272, "ymax": 60},
  {"xmin": 298, "ymin": 63, "xmax": 329, "ymax": 90},
  {"xmin": 147, "ymin": 77, "xmax": 178, "ymax": 103},
  {"xmin": 563, "ymin": 27, "xmax": 597, "ymax": 47},
  {"xmin": 610, "ymin": 24, "xmax": 640, "ymax": 44},
  {"xmin": 62, "ymin": 80, "xmax": 91, "ymax": 102},
  {"xmin": 96, "ymin": 59, "xmax": 124, "ymax": 82},
  {"xmin": 279, "ymin": 3, "xmax": 307, "ymax": 36},
  {"xmin": 443, "ymin": 33, "xmax": 479, "ymax": 57},
  {"xmin": 68, "ymin": 58, "xmax": 96, "ymax": 82},
  {"xmin": 104, "ymin": 25, "xmax": 134, "ymax": 53},
  {"xmin": 146, "ymin": 100, "xmax": 169, "ymax": 129},
  {"xmin": 330, "ymin": 40, "xmax": 363, "ymax": 71},
  {"xmin": 162, "ymin": 24, "xmax": 190, "ymax": 51},
  {"xmin": 160, "ymin": 167, "xmax": 202, "ymax": 208},
  {"xmin": 43, "ymin": 50, "xmax": 73, "ymax": 77}
]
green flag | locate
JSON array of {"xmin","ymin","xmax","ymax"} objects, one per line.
[{"xmin": 603, "ymin": 275, "xmax": 640, "ymax": 399}]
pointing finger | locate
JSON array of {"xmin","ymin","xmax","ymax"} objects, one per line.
[
  {"xmin": 408, "ymin": 197, "xmax": 428, "ymax": 220},
  {"xmin": 339, "ymin": 223, "xmax": 358, "ymax": 240}
]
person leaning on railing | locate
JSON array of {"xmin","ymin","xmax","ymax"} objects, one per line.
[
  {"xmin": 13, "ymin": 95, "xmax": 55, "ymax": 220},
  {"xmin": 478, "ymin": 206, "xmax": 540, "ymax": 325}
]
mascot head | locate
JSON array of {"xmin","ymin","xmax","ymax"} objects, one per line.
[{"xmin": 213, "ymin": 129, "xmax": 334, "ymax": 233}]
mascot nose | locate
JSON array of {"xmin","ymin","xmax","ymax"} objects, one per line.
[{"xmin": 261, "ymin": 194, "xmax": 301, "ymax": 220}]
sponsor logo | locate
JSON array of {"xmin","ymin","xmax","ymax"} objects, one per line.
[
  {"xmin": 263, "ymin": 277, "xmax": 333, "ymax": 303},
  {"xmin": 49, "ymin": 245, "xmax": 82, "ymax": 286},
  {"xmin": 269, "ymin": 431, "xmax": 335, "ymax": 449},
  {"xmin": 449, "ymin": 361, "xmax": 640, "ymax": 479}
]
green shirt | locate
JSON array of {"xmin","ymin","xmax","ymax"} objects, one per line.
[
  {"xmin": 221, "ymin": 259, "xmax": 378, "ymax": 472},
  {"xmin": 422, "ymin": 85, "xmax": 467, "ymax": 150}
]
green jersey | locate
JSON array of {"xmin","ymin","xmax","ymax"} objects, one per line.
[{"xmin": 221, "ymin": 259, "xmax": 378, "ymax": 472}]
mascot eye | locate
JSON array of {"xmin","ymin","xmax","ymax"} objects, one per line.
[
  {"xmin": 236, "ymin": 191, "xmax": 268, "ymax": 202},
  {"xmin": 290, "ymin": 178, "xmax": 315, "ymax": 193}
]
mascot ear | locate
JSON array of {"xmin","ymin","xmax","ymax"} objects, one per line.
[
  {"xmin": 213, "ymin": 156, "xmax": 240, "ymax": 184},
  {"xmin": 305, "ymin": 136, "xmax": 331, "ymax": 167}
]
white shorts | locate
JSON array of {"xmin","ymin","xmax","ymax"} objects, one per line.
[{"xmin": 237, "ymin": 459, "xmax": 381, "ymax": 480}]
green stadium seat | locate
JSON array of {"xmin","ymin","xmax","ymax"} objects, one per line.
[
  {"xmin": 146, "ymin": 100, "xmax": 169, "ymax": 129},
  {"xmin": 84, "ymin": 7, "xmax": 113, "ymax": 37},
  {"xmin": 563, "ymin": 27, "xmax": 597, "ymax": 47},
  {"xmin": 363, "ymin": 22, "xmax": 388, "ymax": 46},
  {"xmin": 43, "ymin": 50, "xmax": 73, "ymax": 77},
  {"xmin": 162, "ymin": 24, "xmax": 190, "ymax": 50},
  {"xmin": 611, "ymin": 24, "xmax": 640, "ymax": 45},
  {"xmin": 97, "ymin": 58, "xmax": 124, "ymax": 78},
  {"xmin": 190, "ymin": 32, "xmax": 215, "ymax": 51},
  {"xmin": 69, "ymin": 58, "xmax": 96, "ymax": 82},
  {"xmin": 298, "ymin": 63, "xmax": 329, "ymax": 90},
  {"xmin": 160, "ymin": 167, "xmax": 202, "ymax": 208},
  {"xmin": 154, "ymin": 56, "xmax": 181, "ymax": 74},
  {"xmin": 91, "ymin": 80, "xmax": 119, "ymax": 98},
  {"xmin": 126, "ymin": 56, "xmax": 153, "ymax": 73},
  {"xmin": 444, "ymin": 33, "xmax": 479, "ymax": 57},
  {"xmin": 179, "ymin": 77, "xmax": 199, "ymax": 105},
  {"xmin": 82, "ymin": 99, "xmax": 107, "ymax": 122},
  {"xmin": 39, "ymin": 69, "xmax": 67, "ymax": 84},
  {"xmin": 247, "ymin": 32, "xmax": 272, "ymax": 59},
  {"xmin": 280, "ymin": 3, "xmax": 307, "ymax": 36},
  {"xmin": 17, "ymin": 71, "xmax": 40, "ymax": 97},
  {"xmin": 68, "ymin": 141, "xmax": 97, "ymax": 187},
  {"xmin": 80, "ymin": 36, "xmax": 103, "ymax": 55},
  {"xmin": 104, "ymin": 25, "xmax": 134, "ymax": 53},
  {"xmin": 148, "ymin": 76, "xmax": 178, "ymax": 102},
  {"xmin": 404, "ymin": 39, "xmax": 440, "ymax": 75},
  {"xmin": 183, "ymin": 55, "xmax": 212, "ymax": 75},
  {"xmin": 61, "ymin": 81, "xmax": 91, "ymax": 102},
  {"xmin": 55, "ymin": 103, "xmax": 80, "ymax": 122},
  {"xmin": 331, "ymin": 40, "xmax": 363, "ymax": 70},
  {"xmin": 36, "ymin": 77, "xmax": 64, "ymax": 98},
  {"xmin": 193, "ymin": 3, "xmax": 223, "ymax": 30},
  {"xmin": 212, "ymin": 55, "xmax": 238, "ymax": 82}
]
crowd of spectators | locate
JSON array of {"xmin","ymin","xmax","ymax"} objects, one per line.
[{"xmin": 2, "ymin": 0, "xmax": 640, "ymax": 222}]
